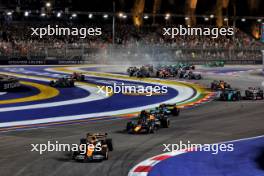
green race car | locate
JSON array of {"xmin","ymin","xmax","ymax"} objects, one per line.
[
  {"xmin": 150, "ymin": 104, "xmax": 180, "ymax": 116},
  {"xmin": 205, "ymin": 61, "xmax": 225, "ymax": 67},
  {"xmin": 219, "ymin": 89, "xmax": 241, "ymax": 101}
]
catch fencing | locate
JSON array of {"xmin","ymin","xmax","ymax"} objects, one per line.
[{"xmin": 0, "ymin": 44, "xmax": 263, "ymax": 65}]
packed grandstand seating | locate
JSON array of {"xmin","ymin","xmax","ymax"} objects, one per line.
[{"xmin": 0, "ymin": 23, "xmax": 263, "ymax": 62}]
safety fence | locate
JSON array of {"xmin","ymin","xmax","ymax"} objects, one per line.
[{"xmin": 0, "ymin": 45, "xmax": 263, "ymax": 65}]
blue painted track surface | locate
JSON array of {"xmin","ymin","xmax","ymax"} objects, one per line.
[
  {"xmin": 0, "ymin": 83, "xmax": 40, "ymax": 101},
  {"xmin": 148, "ymin": 137, "xmax": 264, "ymax": 176},
  {"xmin": 0, "ymin": 78, "xmax": 90, "ymax": 108},
  {"xmin": 0, "ymin": 66, "xmax": 180, "ymax": 124}
]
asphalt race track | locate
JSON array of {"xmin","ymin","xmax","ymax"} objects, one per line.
[{"xmin": 0, "ymin": 65, "xmax": 264, "ymax": 176}]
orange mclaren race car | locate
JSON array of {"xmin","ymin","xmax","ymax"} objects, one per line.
[
  {"xmin": 72, "ymin": 133, "xmax": 113, "ymax": 162},
  {"xmin": 211, "ymin": 80, "xmax": 231, "ymax": 91}
]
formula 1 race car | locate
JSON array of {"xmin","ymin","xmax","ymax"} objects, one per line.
[
  {"xmin": 126, "ymin": 114, "xmax": 156, "ymax": 134},
  {"xmin": 127, "ymin": 64, "xmax": 195, "ymax": 79},
  {"xmin": 150, "ymin": 104, "xmax": 180, "ymax": 116},
  {"xmin": 173, "ymin": 63, "xmax": 195, "ymax": 70},
  {"xmin": 155, "ymin": 64, "xmax": 196, "ymax": 78},
  {"xmin": 211, "ymin": 80, "xmax": 231, "ymax": 90},
  {"xmin": 49, "ymin": 77, "xmax": 75, "ymax": 87},
  {"xmin": 156, "ymin": 69, "xmax": 172, "ymax": 78},
  {"xmin": 180, "ymin": 71, "xmax": 202, "ymax": 80},
  {"xmin": 71, "ymin": 72, "xmax": 85, "ymax": 81},
  {"xmin": 127, "ymin": 67, "xmax": 139, "ymax": 77},
  {"xmin": 181, "ymin": 64, "xmax": 195, "ymax": 70},
  {"xmin": 127, "ymin": 65, "xmax": 155, "ymax": 78},
  {"xmin": 137, "ymin": 65, "xmax": 155, "ymax": 78},
  {"xmin": 72, "ymin": 133, "xmax": 113, "ymax": 162},
  {"xmin": 245, "ymin": 87, "xmax": 264, "ymax": 100},
  {"xmin": 126, "ymin": 110, "xmax": 171, "ymax": 134},
  {"xmin": 219, "ymin": 89, "xmax": 241, "ymax": 101},
  {"xmin": 205, "ymin": 61, "xmax": 225, "ymax": 67},
  {"xmin": 153, "ymin": 112, "xmax": 170, "ymax": 128},
  {"xmin": 155, "ymin": 65, "xmax": 179, "ymax": 78},
  {"xmin": 0, "ymin": 74, "xmax": 21, "ymax": 91}
]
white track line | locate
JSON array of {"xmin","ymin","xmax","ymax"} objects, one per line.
[
  {"xmin": 0, "ymin": 72, "xmax": 108, "ymax": 112},
  {"xmin": 0, "ymin": 67, "xmax": 198, "ymax": 128},
  {"xmin": 46, "ymin": 67, "xmax": 199, "ymax": 104},
  {"xmin": 0, "ymin": 83, "xmax": 195, "ymax": 128}
]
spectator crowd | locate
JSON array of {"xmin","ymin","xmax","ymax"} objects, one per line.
[{"xmin": 0, "ymin": 22, "xmax": 263, "ymax": 61}]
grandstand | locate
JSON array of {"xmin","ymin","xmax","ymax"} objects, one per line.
[
  {"xmin": 0, "ymin": 0, "xmax": 263, "ymax": 65},
  {"xmin": 0, "ymin": 23, "xmax": 263, "ymax": 65}
]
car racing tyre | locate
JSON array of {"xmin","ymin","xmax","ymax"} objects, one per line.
[
  {"xmin": 70, "ymin": 81, "xmax": 75, "ymax": 87},
  {"xmin": 148, "ymin": 126, "xmax": 155, "ymax": 134},
  {"xmin": 236, "ymin": 93, "xmax": 241, "ymax": 101},
  {"xmin": 104, "ymin": 148, "xmax": 109, "ymax": 160},
  {"xmin": 162, "ymin": 119, "xmax": 170, "ymax": 128},
  {"xmin": 232, "ymin": 94, "xmax": 239, "ymax": 101},
  {"xmin": 80, "ymin": 138, "xmax": 87, "ymax": 144},
  {"xmin": 220, "ymin": 94, "xmax": 225, "ymax": 101},
  {"xmin": 106, "ymin": 139, "xmax": 113, "ymax": 151},
  {"xmin": 81, "ymin": 75, "xmax": 85, "ymax": 81},
  {"xmin": 171, "ymin": 107, "xmax": 180, "ymax": 116},
  {"xmin": 49, "ymin": 81, "xmax": 54, "ymax": 87},
  {"xmin": 197, "ymin": 75, "xmax": 202, "ymax": 80},
  {"xmin": 126, "ymin": 122, "xmax": 133, "ymax": 133},
  {"xmin": 71, "ymin": 151, "xmax": 78, "ymax": 160},
  {"xmin": 83, "ymin": 156, "xmax": 89, "ymax": 163}
]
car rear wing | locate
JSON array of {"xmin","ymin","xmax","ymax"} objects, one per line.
[
  {"xmin": 86, "ymin": 133, "xmax": 108, "ymax": 138},
  {"xmin": 163, "ymin": 103, "xmax": 177, "ymax": 107}
]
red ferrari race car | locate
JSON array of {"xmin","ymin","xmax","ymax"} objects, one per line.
[{"xmin": 71, "ymin": 72, "xmax": 85, "ymax": 81}]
